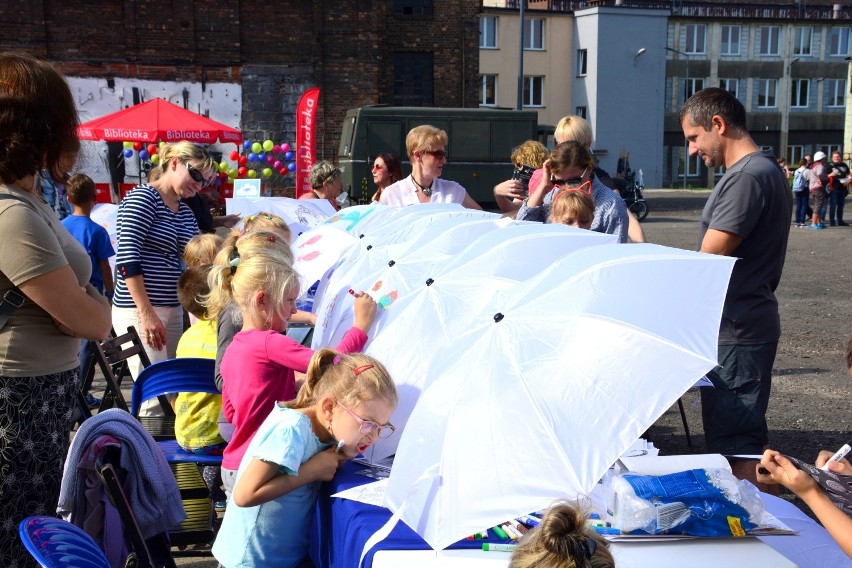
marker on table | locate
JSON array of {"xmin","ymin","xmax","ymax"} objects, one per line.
[
  {"xmin": 482, "ymin": 543, "xmax": 516, "ymax": 552},
  {"xmin": 335, "ymin": 440, "xmax": 345, "ymax": 453},
  {"xmin": 820, "ymin": 443, "xmax": 850, "ymax": 471},
  {"xmin": 501, "ymin": 523, "xmax": 521, "ymax": 540},
  {"xmin": 490, "ymin": 525, "xmax": 509, "ymax": 540}
]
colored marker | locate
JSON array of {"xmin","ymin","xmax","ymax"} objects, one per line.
[
  {"xmin": 514, "ymin": 523, "xmax": 529, "ymax": 535},
  {"xmin": 348, "ymin": 289, "xmax": 356, "ymax": 295},
  {"xmin": 482, "ymin": 543, "xmax": 516, "ymax": 552},
  {"xmin": 491, "ymin": 525, "xmax": 509, "ymax": 540},
  {"xmin": 820, "ymin": 443, "xmax": 851, "ymax": 471},
  {"xmin": 480, "ymin": 528, "xmax": 489, "ymax": 540},
  {"xmin": 335, "ymin": 440, "xmax": 345, "ymax": 453},
  {"xmin": 501, "ymin": 523, "xmax": 521, "ymax": 540},
  {"xmin": 517, "ymin": 515, "xmax": 540, "ymax": 527},
  {"xmin": 593, "ymin": 526, "xmax": 621, "ymax": 535}
]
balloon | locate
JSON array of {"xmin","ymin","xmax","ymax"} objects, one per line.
[
  {"xmin": 228, "ymin": 168, "xmax": 238, "ymax": 179},
  {"xmin": 219, "ymin": 171, "xmax": 229, "ymax": 181},
  {"xmin": 262, "ymin": 168, "xmax": 273, "ymax": 178},
  {"xmin": 132, "ymin": 142, "xmax": 143, "ymax": 151},
  {"xmin": 247, "ymin": 169, "xmax": 257, "ymax": 179},
  {"xmin": 243, "ymin": 140, "xmax": 253, "ymax": 150},
  {"xmin": 251, "ymin": 142, "xmax": 262, "ymax": 154},
  {"xmin": 280, "ymin": 143, "xmax": 291, "ymax": 153},
  {"xmin": 273, "ymin": 144, "xmax": 281, "ymax": 154},
  {"xmin": 266, "ymin": 155, "xmax": 275, "ymax": 164},
  {"xmin": 219, "ymin": 161, "xmax": 229, "ymax": 172},
  {"xmin": 273, "ymin": 160, "xmax": 282, "ymax": 169},
  {"xmin": 139, "ymin": 150, "xmax": 150, "ymax": 160},
  {"xmin": 123, "ymin": 148, "xmax": 134, "ymax": 158},
  {"xmin": 229, "ymin": 149, "xmax": 240, "ymax": 161},
  {"xmin": 263, "ymin": 140, "xmax": 274, "ymax": 152},
  {"xmin": 123, "ymin": 141, "xmax": 133, "ymax": 149},
  {"xmin": 279, "ymin": 167, "xmax": 288, "ymax": 175},
  {"xmin": 248, "ymin": 152, "xmax": 258, "ymax": 162},
  {"xmin": 257, "ymin": 152, "xmax": 265, "ymax": 162},
  {"xmin": 287, "ymin": 162, "xmax": 296, "ymax": 172},
  {"xmin": 284, "ymin": 151, "xmax": 294, "ymax": 161},
  {"xmin": 237, "ymin": 166, "xmax": 247, "ymax": 177},
  {"xmin": 147, "ymin": 144, "xmax": 158, "ymax": 155},
  {"xmin": 151, "ymin": 154, "xmax": 160, "ymax": 165},
  {"xmin": 238, "ymin": 155, "xmax": 248, "ymax": 167}
]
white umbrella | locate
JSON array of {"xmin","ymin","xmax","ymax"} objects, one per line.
[
  {"xmin": 292, "ymin": 224, "xmax": 358, "ymax": 298},
  {"xmin": 381, "ymin": 243, "xmax": 736, "ymax": 551},
  {"xmin": 364, "ymin": 223, "xmax": 616, "ymax": 462},
  {"xmin": 226, "ymin": 196, "xmax": 335, "ymax": 236}
]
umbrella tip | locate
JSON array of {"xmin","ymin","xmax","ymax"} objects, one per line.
[
  {"xmin": 366, "ymin": 245, "xmax": 373, "ymax": 250},
  {"xmin": 425, "ymin": 278, "xmax": 434, "ymax": 286},
  {"xmin": 493, "ymin": 313, "xmax": 504, "ymax": 323},
  {"xmin": 388, "ymin": 260, "xmax": 395, "ymax": 267}
]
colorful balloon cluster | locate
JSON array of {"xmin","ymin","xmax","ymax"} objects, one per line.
[
  {"xmin": 122, "ymin": 141, "xmax": 164, "ymax": 165},
  {"xmin": 225, "ymin": 140, "xmax": 297, "ymax": 181}
]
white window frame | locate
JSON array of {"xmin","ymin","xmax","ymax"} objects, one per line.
[
  {"xmin": 826, "ymin": 78, "xmax": 847, "ymax": 108},
  {"xmin": 793, "ymin": 27, "xmax": 812, "ymax": 56},
  {"xmin": 523, "ymin": 18, "xmax": 544, "ymax": 51},
  {"xmin": 829, "ymin": 27, "xmax": 850, "ymax": 57},
  {"xmin": 684, "ymin": 24, "xmax": 706, "ymax": 54},
  {"xmin": 686, "ymin": 153, "xmax": 701, "ymax": 177},
  {"xmin": 576, "ymin": 49, "xmax": 587, "ymax": 76},
  {"xmin": 523, "ymin": 76, "xmax": 544, "ymax": 107},
  {"xmin": 721, "ymin": 25, "xmax": 740, "ymax": 56},
  {"xmin": 719, "ymin": 78, "xmax": 738, "ymax": 100},
  {"xmin": 791, "ymin": 78, "xmax": 809, "ymax": 108},
  {"xmin": 788, "ymin": 145, "xmax": 804, "ymax": 166},
  {"xmin": 757, "ymin": 79, "xmax": 777, "ymax": 108},
  {"xmin": 479, "ymin": 16, "xmax": 497, "ymax": 49},
  {"xmin": 479, "ymin": 74, "xmax": 497, "ymax": 107},
  {"xmin": 759, "ymin": 26, "xmax": 780, "ymax": 56},
  {"xmin": 685, "ymin": 78, "xmax": 704, "ymax": 102}
]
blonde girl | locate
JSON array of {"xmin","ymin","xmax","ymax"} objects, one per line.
[
  {"xmin": 549, "ymin": 186, "xmax": 596, "ymax": 230},
  {"xmin": 183, "ymin": 233, "xmax": 224, "ymax": 268},
  {"xmin": 206, "ymin": 231, "xmax": 377, "ymax": 497}
]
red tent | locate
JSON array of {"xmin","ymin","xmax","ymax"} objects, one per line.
[{"xmin": 77, "ymin": 98, "xmax": 242, "ymax": 145}]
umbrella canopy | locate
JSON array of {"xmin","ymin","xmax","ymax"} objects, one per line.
[
  {"xmin": 382, "ymin": 243, "xmax": 736, "ymax": 550},
  {"xmin": 77, "ymin": 98, "xmax": 242, "ymax": 145}
]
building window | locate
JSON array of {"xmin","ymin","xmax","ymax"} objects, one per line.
[
  {"xmin": 575, "ymin": 106, "xmax": 587, "ymax": 119},
  {"xmin": 685, "ymin": 24, "xmax": 706, "ymax": 54},
  {"xmin": 523, "ymin": 76, "xmax": 544, "ymax": 107},
  {"xmin": 759, "ymin": 26, "xmax": 780, "ymax": 56},
  {"xmin": 480, "ymin": 16, "xmax": 497, "ymax": 49},
  {"xmin": 721, "ymin": 25, "xmax": 740, "ymax": 55},
  {"xmin": 793, "ymin": 27, "xmax": 812, "ymax": 56},
  {"xmin": 829, "ymin": 27, "xmax": 850, "ymax": 56},
  {"xmin": 685, "ymin": 78, "xmax": 704, "ymax": 102},
  {"xmin": 393, "ymin": 0, "xmax": 433, "ymax": 16},
  {"xmin": 719, "ymin": 78, "xmax": 738, "ymax": 100},
  {"xmin": 577, "ymin": 49, "xmax": 587, "ymax": 76},
  {"xmin": 756, "ymin": 79, "xmax": 777, "ymax": 108},
  {"xmin": 826, "ymin": 78, "xmax": 847, "ymax": 107},
  {"xmin": 393, "ymin": 52, "xmax": 434, "ymax": 106},
  {"xmin": 523, "ymin": 18, "xmax": 544, "ymax": 50},
  {"xmin": 788, "ymin": 145, "xmax": 804, "ymax": 166},
  {"xmin": 686, "ymin": 153, "xmax": 701, "ymax": 177},
  {"xmin": 791, "ymin": 79, "xmax": 809, "ymax": 108},
  {"xmin": 479, "ymin": 75, "xmax": 497, "ymax": 106}
]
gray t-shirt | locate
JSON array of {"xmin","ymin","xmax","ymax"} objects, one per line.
[{"xmin": 698, "ymin": 152, "xmax": 793, "ymax": 345}]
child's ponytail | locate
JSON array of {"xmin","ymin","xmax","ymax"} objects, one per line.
[
  {"xmin": 203, "ymin": 231, "xmax": 241, "ymax": 320},
  {"xmin": 288, "ymin": 350, "xmax": 397, "ymax": 411}
]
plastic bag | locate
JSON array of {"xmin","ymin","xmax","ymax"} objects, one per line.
[{"xmin": 606, "ymin": 468, "xmax": 764, "ymax": 537}]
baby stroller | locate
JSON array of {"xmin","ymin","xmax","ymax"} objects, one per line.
[{"xmin": 613, "ymin": 151, "xmax": 649, "ymax": 221}]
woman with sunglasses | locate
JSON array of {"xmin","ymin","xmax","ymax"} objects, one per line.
[
  {"xmin": 517, "ymin": 141, "xmax": 629, "ymax": 242},
  {"xmin": 370, "ymin": 153, "xmax": 404, "ymax": 202},
  {"xmin": 113, "ymin": 141, "xmax": 215, "ymax": 413},
  {"xmin": 379, "ymin": 125, "xmax": 482, "ymax": 209}
]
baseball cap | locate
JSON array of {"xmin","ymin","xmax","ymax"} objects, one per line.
[{"xmin": 814, "ymin": 151, "xmax": 827, "ymax": 161}]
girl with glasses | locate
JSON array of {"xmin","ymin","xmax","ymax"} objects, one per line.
[{"xmin": 213, "ymin": 349, "xmax": 397, "ymax": 568}]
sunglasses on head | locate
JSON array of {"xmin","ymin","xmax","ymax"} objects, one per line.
[{"xmin": 180, "ymin": 159, "xmax": 215, "ymax": 188}]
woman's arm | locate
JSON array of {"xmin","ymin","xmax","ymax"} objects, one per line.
[
  {"xmin": 233, "ymin": 448, "xmax": 344, "ymax": 507},
  {"xmin": 461, "ymin": 192, "xmax": 483, "ymax": 211},
  {"xmin": 98, "ymin": 259, "xmax": 114, "ymax": 296},
  {"xmin": 18, "ymin": 266, "xmax": 111, "ymax": 340}
]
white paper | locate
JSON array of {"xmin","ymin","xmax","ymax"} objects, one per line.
[
  {"xmin": 332, "ymin": 478, "xmax": 388, "ymax": 507},
  {"xmin": 618, "ymin": 453, "xmax": 732, "ymax": 476}
]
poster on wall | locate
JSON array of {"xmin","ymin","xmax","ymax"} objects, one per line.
[
  {"xmin": 295, "ymin": 88, "xmax": 320, "ymax": 199},
  {"xmin": 233, "ymin": 178, "xmax": 262, "ymax": 198}
]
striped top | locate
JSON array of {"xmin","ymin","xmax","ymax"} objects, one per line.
[{"xmin": 113, "ymin": 184, "xmax": 199, "ymax": 308}]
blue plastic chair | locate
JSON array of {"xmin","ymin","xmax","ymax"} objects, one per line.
[
  {"xmin": 18, "ymin": 516, "xmax": 112, "ymax": 568},
  {"xmin": 130, "ymin": 357, "xmax": 223, "ymax": 465}
]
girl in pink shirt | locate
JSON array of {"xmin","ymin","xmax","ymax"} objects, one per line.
[{"xmin": 205, "ymin": 230, "xmax": 377, "ymax": 496}]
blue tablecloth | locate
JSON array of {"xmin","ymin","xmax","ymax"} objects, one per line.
[{"xmin": 309, "ymin": 462, "xmax": 512, "ymax": 568}]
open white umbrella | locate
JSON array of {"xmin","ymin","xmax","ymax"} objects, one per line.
[
  {"xmin": 364, "ymin": 223, "xmax": 616, "ymax": 462},
  {"xmin": 381, "ymin": 243, "xmax": 736, "ymax": 551},
  {"xmin": 292, "ymin": 224, "xmax": 358, "ymax": 298}
]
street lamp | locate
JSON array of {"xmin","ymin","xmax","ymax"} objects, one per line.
[
  {"xmin": 634, "ymin": 47, "xmax": 646, "ymax": 66},
  {"xmin": 667, "ymin": 47, "xmax": 690, "ymax": 189}
]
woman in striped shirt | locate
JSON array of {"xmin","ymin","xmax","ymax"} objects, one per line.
[{"xmin": 113, "ymin": 141, "xmax": 216, "ymax": 408}]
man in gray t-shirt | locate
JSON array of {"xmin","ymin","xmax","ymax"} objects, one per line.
[{"xmin": 680, "ymin": 88, "xmax": 792, "ymax": 490}]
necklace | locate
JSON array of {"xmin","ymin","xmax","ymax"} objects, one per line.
[{"xmin": 411, "ymin": 175, "xmax": 433, "ymax": 197}]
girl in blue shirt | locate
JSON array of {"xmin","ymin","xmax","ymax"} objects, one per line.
[{"xmin": 213, "ymin": 348, "xmax": 398, "ymax": 568}]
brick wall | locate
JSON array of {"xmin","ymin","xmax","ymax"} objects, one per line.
[{"xmin": 0, "ymin": 0, "xmax": 480, "ymax": 166}]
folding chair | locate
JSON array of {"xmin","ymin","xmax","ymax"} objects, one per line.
[
  {"xmin": 19, "ymin": 515, "xmax": 113, "ymax": 568},
  {"xmin": 89, "ymin": 326, "xmax": 152, "ymax": 412}
]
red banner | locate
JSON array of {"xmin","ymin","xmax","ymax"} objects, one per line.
[{"xmin": 295, "ymin": 88, "xmax": 320, "ymax": 198}]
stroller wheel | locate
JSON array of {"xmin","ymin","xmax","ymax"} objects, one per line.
[{"xmin": 629, "ymin": 200, "xmax": 649, "ymax": 221}]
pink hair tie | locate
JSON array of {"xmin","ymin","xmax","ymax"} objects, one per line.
[{"xmin": 333, "ymin": 355, "xmax": 342, "ymax": 365}]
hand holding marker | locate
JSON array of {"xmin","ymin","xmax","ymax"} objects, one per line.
[{"xmin": 820, "ymin": 443, "xmax": 850, "ymax": 471}]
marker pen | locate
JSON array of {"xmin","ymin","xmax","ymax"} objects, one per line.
[
  {"xmin": 593, "ymin": 526, "xmax": 621, "ymax": 535},
  {"xmin": 517, "ymin": 515, "xmax": 540, "ymax": 527},
  {"xmin": 482, "ymin": 543, "xmax": 516, "ymax": 552},
  {"xmin": 490, "ymin": 525, "xmax": 509, "ymax": 540},
  {"xmin": 480, "ymin": 528, "xmax": 489, "ymax": 540},
  {"xmin": 501, "ymin": 523, "xmax": 521, "ymax": 540},
  {"xmin": 348, "ymin": 289, "xmax": 356, "ymax": 296},
  {"xmin": 514, "ymin": 523, "xmax": 529, "ymax": 535},
  {"xmin": 820, "ymin": 443, "xmax": 851, "ymax": 471},
  {"xmin": 335, "ymin": 440, "xmax": 345, "ymax": 453}
]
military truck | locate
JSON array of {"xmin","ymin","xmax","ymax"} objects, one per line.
[{"xmin": 337, "ymin": 106, "xmax": 552, "ymax": 207}]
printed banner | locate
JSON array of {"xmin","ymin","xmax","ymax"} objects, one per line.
[{"xmin": 296, "ymin": 88, "xmax": 320, "ymax": 198}]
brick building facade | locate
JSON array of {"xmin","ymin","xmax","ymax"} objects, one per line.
[{"xmin": 0, "ymin": 0, "xmax": 480, "ymax": 162}]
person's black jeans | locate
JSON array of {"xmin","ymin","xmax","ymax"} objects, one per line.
[
  {"xmin": 829, "ymin": 189, "xmax": 844, "ymax": 223},
  {"xmin": 794, "ymin": 190, "xmax": 809, "ymax": 224}
]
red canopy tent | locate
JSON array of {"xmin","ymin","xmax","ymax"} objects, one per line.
[{"xmin": 77, "ymin": 98, "xmax": 242, "ymax": 145}]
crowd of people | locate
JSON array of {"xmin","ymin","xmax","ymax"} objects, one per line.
[
  {"xmin": 0, "ymin": 52, "xmax": 849, "ymax": 567},
  {"xmin": 788, "ymin": 150, "xmax": 850, "ymax": 229}
]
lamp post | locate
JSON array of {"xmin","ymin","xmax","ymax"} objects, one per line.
[
  {"xmin": 780, "ymin": 58, "xmax": 800, "ymax": 163},
  {"xmin": 517, "ymin": 0, "xmax": 525, "ymax": 110},
  {"xmin": 667, "ymin": 47, "xmax": 690, "ymax": 189}
]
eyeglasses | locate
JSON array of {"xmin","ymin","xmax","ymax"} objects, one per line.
[
  {"xmin": 371, "ymin": 163, "xmax": 385, "ymax": 171},
  {"xmin": 423, "ymin": 149, "xmax": 447, "ymax": 161},
  {"xmin": 180, "ymin": 159, "xmax": 215, "ymax": 188},
  {"xmin": 339, "ymin": 404, "xmax": 396, "ymax": 439},
  {"xmin": 550, "ymin": 167, "xmax": 590, "ymax": 189}
]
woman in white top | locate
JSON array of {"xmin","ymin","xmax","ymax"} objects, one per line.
[{"xmin": 379, "ymin": 125, "xmax": 482, "ymax": 210}]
